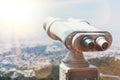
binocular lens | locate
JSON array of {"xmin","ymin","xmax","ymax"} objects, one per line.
[
  {"xmin": 96, "ymin": 36, "xmax": 109, "ymax": 50},
  {"xmin": 82, "ymin": 37, "xmax": 94, "ymax": 49}
]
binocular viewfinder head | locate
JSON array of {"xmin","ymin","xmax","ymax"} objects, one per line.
[{"xmin": 44, "ymin": 17, "xmax": 112, "ymax": 52}]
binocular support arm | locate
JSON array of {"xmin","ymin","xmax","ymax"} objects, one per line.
[{"xmin": 62, "ymin": 51, "xmax": 89, "ymax": 68}]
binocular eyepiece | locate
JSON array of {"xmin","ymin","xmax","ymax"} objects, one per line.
[
  {"xmin": 80, "ymin": 36, "xmax": 109, "ymax": 50},
  {"xmin": 44, "ymin": 17, "xmax": 112, "ymax": 52},
  {"xmin": 81, "ymin": 37, "xmax": 95, "ymax": 50},
  {"xmin": 96, "ymin": 36, "xmax": 109, "ymax": 50}
]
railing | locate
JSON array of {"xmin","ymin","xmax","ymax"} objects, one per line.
[{"xmin": 100, "ymin": 73, "xmax": 120, "ymax": 80}]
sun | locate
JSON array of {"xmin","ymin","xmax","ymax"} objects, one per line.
[{"xmin": 0, "ymin": 0, "xmax": 47, "ymax": 37}]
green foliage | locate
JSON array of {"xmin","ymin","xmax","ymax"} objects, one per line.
[
  {"xmin": 0, "ymin": 76, "xmax": 11, "ymax": 80},
  {"xmin": 89, "ymin": 57, "xmax": 120, "ymax": 80},
  {"xmin": 88, "ymin": 57, "xmax": 115, "ymax": 67}
]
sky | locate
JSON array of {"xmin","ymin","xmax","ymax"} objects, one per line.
[{"xmin": 0, "ymin": 0, "xmax": 119, "ymax": 42}]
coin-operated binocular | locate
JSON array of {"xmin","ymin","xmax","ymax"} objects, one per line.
[{"xmin": 43, "ymin": 17, "xmax": 112, "ymax": 80}]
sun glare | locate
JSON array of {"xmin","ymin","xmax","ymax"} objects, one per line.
[{"xmin": 0, "ymin": 0, "xmax": 47, "ymax": 37}]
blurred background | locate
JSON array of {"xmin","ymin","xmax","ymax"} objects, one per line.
[{"xmin": 0, "ymin": 0, "xmax": 119, "ymax": 80}]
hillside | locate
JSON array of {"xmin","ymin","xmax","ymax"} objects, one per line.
[{"xmin": 0, "ymin": 37, "xmax": 119, "ymax": 79}]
